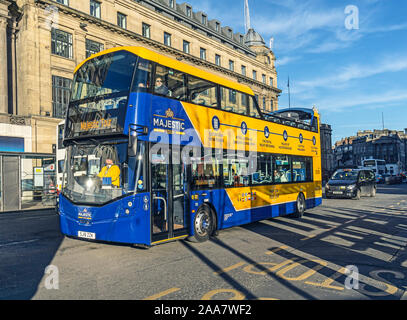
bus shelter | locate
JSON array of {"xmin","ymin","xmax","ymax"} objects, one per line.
[{"xmin": 0, "ymin": 152, "xmax": 56, "ymax": 212}]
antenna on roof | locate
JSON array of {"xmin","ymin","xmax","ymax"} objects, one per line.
[{"xmin": 244, "ymin": 0, "xmax": 251, "ymax": 33}]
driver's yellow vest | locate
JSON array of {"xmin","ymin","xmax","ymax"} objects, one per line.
[{"xmin": 98, "ymin": 165, "xmax": 120, "ymax": 187}]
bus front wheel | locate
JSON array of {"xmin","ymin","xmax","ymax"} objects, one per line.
[
  {"xmin": 292, "ymin": 193, "xmax": 306, "ymax": 218},
  {"xmin": 189, "ymin": 205, "xmax": 215, "ymax": 243}
]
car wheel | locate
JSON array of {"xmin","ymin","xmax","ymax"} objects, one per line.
[
  {"xmin": 353, "ymin": 189, "xmax": 361, "ymax": 200},
  {"xmin": 292, "ymin": 193, "xmax": 306, "ymax": 218},
  {"xmin": 188, "ymin": 205, "xmax": 214, "ymax": 243}
]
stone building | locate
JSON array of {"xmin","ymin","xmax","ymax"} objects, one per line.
[
  {"xmin": 0, "ymin": 0, "xmax": 281, "ymax": 154},
  {"xmin": 333, "ymin": 136, "xmax": 357, "ymax": 169},
  {"xmin": 352, "ymin": 129, "xmax": 407, "ymax": 171},
  {"xmin": 333, "ymin": 129, "xmax": 407, "ymax": 172}
]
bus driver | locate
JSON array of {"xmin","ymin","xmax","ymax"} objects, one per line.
[{"xmin": 98, "ymin": 158, "xmax": 121, "ymax": 188}]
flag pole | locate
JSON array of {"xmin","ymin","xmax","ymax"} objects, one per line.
[{"xmin": 288, "ymin": 76, "xmax": 291, "ymax": 109}]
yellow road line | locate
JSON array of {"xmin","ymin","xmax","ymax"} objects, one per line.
[
  {"xmin": 143, "ymin": 288, "xmax": 181, "ymax": 300},
  {"xmin": 265, "ymin": 245, "xmax": 289, "ymax": 255},
  {"xmin": 213, "ymin": 262, "xmax": 246, "ymax": 275}
]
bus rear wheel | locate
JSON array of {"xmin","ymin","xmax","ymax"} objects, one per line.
[
  {"xmin": 189, "ymin": 205, "xmax": 215, "ymax": 243},
  {"xmin": 292, "ymin": 193, "xmax": 306, "ymax": 218}
]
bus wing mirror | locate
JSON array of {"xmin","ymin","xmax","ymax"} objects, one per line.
[{"xmin": 128, "ymin": 136, "xmax": 138, "ymax": 157}]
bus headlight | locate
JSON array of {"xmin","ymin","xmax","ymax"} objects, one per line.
[{"xmin": 325, "ymin": 184, "xmax": 330, "ymax": 190}]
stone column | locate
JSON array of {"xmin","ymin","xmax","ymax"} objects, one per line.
[{"xmin": 0, "ymin": 15, "xmax": 8, "ymax": 114}]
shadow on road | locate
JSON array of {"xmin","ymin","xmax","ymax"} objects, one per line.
[
  {"xmin": 182, "ymin": 186, "xmax": 407, "ymax": 299},
  {"xmin": 0, "ymin": 209, "xmax": 64, "ymax": 299}
]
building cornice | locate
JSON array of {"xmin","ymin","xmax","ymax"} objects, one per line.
[
  {"xmin": 137, "ymin": 0, "xmax": 257, "ymax": 57},
  {"xmin": 33, "ymin": 0, "xmax": 281, "ymax": 94}
]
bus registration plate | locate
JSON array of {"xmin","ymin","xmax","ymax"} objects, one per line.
[{"xmin": 78, "ymin": 231, "xmax": 96, "ymax": 239}]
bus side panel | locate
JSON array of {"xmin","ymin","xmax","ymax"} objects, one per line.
[
  {"xmin": 189, "ymin": 187, "xmax": 322, "ymax": 236},
  {"xmin": 59, "ymin": 193, "xmax": 151, "ymax": 245}
]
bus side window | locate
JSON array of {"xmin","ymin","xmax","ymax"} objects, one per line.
[
  {"xmin": 188, "ymin": 76, "xmax": 218, "ymax": 107},
  {"xmin": 132, "ymin": 58, "xmax": 152, "ymax": 92}
]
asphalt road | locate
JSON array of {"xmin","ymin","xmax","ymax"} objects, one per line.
[{"xmin": 1, "ymin": 184, "xmax": 407, "ymax": 300}]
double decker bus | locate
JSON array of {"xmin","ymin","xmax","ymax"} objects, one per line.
[
  {"xmin": 58, "ymin": 46, "xmax": 322, "ymax": 246},
  {"xmin": 362, "ymin": 159, "xmax": 386, "ymax": 175}
]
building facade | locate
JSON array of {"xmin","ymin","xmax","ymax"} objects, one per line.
[
  {"xmin": 334, "ymin": 129, "xmax": 407, "ymax": 172},
  {"xmin": 352, "ymin": 129, "xmax": 407, "ymax": 171},
  {"xmin": 0, "ymin": 0, "xmax": 281, "ymax": 154}
]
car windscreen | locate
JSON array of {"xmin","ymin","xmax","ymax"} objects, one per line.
[{"xmin": 331, "ymin": 171, "xmax": 359, "ymax": 181}]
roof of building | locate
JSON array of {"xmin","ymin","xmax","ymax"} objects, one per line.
[{"xmin": 244, "ymin": 28, "xmax": 266, "ymax": 46}]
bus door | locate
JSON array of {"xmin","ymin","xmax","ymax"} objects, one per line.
[{"xmin": 151, "ymin": 146, "xmax": 188, "ymax": 243}]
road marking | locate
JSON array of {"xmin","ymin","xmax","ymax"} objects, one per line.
[
  {"xmin": 265, "ymin": 245, "xmax": 289, "ymax": 255},
  {"xmin": 275, "ymin": 259, "xmax": 327, "ymax": 282},
  {"xmin": 305, "ymin": 267, "xmax": 347, "ymax": 291},
  {"xmin": 201, "ymin": 289, "xmax": 245, "ymax": 300},
  {"xmin": 143, "ymin": 288, "xmax": 181, "ymax": 300},
  {"xmin": 243, "ymin": 259, "xmax": 297, "ymax": 276},
  {"xmin": 0, "ymin": 239, "xmax": 39, "ymax": 248},
  {"xmin": 213, "ymin": 262, "xmax": 246, "ymax": 275}
]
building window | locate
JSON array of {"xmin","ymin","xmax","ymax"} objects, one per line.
[
  {"xmin": 202, "ymin": 14, "xmax": 207, "ymax": 25},
  {"xmin": 142, "ymin": 23, "xmax": 151, "ymax": 38},
  {"xmin": 52, "ymin": 75, "xmax": 72, "ymax": 119},
  {"xmin": 169, "ymin": 0, "xmax": 175, "ymax": 8},
  {"xmin": 239, "ymin": 35, "xmax": 244, "ymax": 44},
  {"xmin": 252, "ymin": 70, "xmax": 257, "ymax": 80},
  {"xmin": 85, "ymin": 39, "xmax": 104, "ymax": 58},
  {"xmin": 229, "ymin": 60, "xmax": 234, "ymax": 71},
  {"xmin": 262, "ymin": 74, "xmax": 266, "ymax": 84},
  {"xmin": 183, "ymin": 40, "xmax": 190, "ymax": 54},
  {"xmin": 263, "ymin": 97, "xmax": 266, "ymax": 110},
  {"xmin": 117, "ymin": 12, "xmax": 127, "ymax": 29},
  {"xmin": 270, "ymin": 99, "xmax": 274, "ymax": 111},
  {"xmin": 51, "ymin": 28, "xmax": 73, "ymax": 59},
  {"xmin": 56, "ymin": 0, "xmax": 69, "ymax": 5},
  {"xmin": 215, "ymin": 54, "xmax": 221, "ymax": 66},
  {"xmin": 164, "ymin": 32, "xmax": 172, "ymax": 46},
  {"xmin": 215, "ymin": 22, "xmax": 220, "ymax": 32},
  {"xmin": 200, "ymin": 47, "xmax": 206, "ymax": 60},
  {"xmin": 90, "ymin": 0, "xmax": 101, "ymax": 18},
  {"xmin": 241, "ymin": 65, "xmax": 246, "ymax": 76},
  {"xmin": 186, "ymin": 6, "xmax": 192, "ymax": 17},
  {"xmin": 270, "ymin": 77, "xmax": 273, "ymax": 87}
]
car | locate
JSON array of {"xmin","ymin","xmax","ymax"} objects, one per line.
[
  {"xmin": 375, "ymin": 174, "xmax": 384, "ymax": 184},
  {"xmin": 325, "ymin": 169, "xmax": 377, "ymax": 200},
  {"xmin": 385, "ymin": 175, "xmax": 403, "ymax": 185}
]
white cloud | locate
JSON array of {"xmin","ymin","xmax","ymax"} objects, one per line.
[{"xmin": 296, "ymin": 55, "xmax": 407, "ymax": 90}]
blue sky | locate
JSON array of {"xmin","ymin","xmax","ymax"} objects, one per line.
[{"xmin": 184, "ymin": 0, "xmax": 407, "ymax": 143}]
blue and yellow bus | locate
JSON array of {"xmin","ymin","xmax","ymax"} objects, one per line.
[{"xmin": 58, "ymin": 46, "xmax": 322, "ymax": 246}]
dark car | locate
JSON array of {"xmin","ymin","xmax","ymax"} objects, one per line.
[{"xmin": 325, "ymin": 169, "xmax": 377, "ymax": 200}]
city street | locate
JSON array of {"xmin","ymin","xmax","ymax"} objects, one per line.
[{"xmin": 1, "ymin": 184, "xmax": 407, "ymax": 300}]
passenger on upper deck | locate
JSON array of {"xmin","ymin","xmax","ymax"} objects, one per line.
[{"xmin": 154, "ymin": 77, "xmax": 169, "ymax": 96}]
